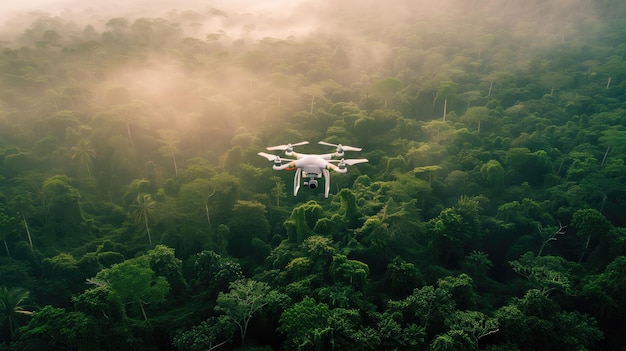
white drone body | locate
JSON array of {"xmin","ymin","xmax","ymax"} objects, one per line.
[{"xmin": 258, "ymin": 141, "xmax": 368, "ymax": 198}]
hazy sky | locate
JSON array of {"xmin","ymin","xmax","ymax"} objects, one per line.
[
  {"xmin": 0, "ymin": 0, "xmax": 67, "ymax": 14},
  {"xmin": 0, "ymin": 0, "xmax": 305, "ymax": 15}
]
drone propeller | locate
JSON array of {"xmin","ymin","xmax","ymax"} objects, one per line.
[
  {"xmin": 328, "ymin": 158, "xmax": 369, "ymax": 166},
  {"xmin": 257, "ymin": 152, "xmax": 296, "ymax": 166},
  {"xmin": 266, "ymin": 141, "xmax": 309, "ymax": 152},
  {"xmin": 318, "ymin": 141, "xmax": 362, "ymax": 153}
]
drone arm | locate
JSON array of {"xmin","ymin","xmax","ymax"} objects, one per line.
[
  {"xmin": 323, "ymin": 169, "xmax": 330, "ymax": 198},
  {"xmin": 293, "ymin": 169, "xmax": 301, "ymax": 196},
  {"xmin": 325, "ymin": 162, "xmax": 347, "ymax": 173},
  {"xmin": 273, "ymin": 161, "xmax": 298, "ymax": 171}
]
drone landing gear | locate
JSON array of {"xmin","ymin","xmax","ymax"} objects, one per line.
[{"xmin": 293, "ymin": 169, "xmax": 331, "ymax": 198}]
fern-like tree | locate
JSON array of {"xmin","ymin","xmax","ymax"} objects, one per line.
[
  {"xmin": 71, "ymin": 138, "xmax": 96, "ymax": 177},
  {"xmin": 131, "ymin": 194, "xmax": 156, "ymax": 247},
  {"xmin": 0, "ymin": 286, "xmax": 33, "ymax": 339}
]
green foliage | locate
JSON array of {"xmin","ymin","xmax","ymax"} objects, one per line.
[
  {"xmin": 480, "ymin": 160, "xmax": 505, "ymax": 186},
  {"xmin": 495, "ymin": 289, "xmax": 602, "ymax": 349},
  {"xmin": 284, "ymin": 201, "xmax": 324, "ymax": 244},
  {"xmin": 386, "ymin": 256, "xmax": 423, "ymax": 298},
  {"xmin": 12, "ymin": 306, "xmax": 103, "ymax": 351},
  {"xmin": 329, "ymin": 254, "xmax": 370, "ymax": 289},
  {"xmin": 572, "ymin": 208, "xmax": 611, "ymax": 238},
  {"xmin": 216, "ymin": 279, "xmax": 288, "ymax": 347},
  {"xmin": 227, "ymin": 200, "xmax": 270, "ymax": 257},
  {"xmin": 0, "ymin": 1, "xmax": 623, "ymax": 349},
  {"xmin": 172, "ymin": 316, "xmax": 234, "ymax": 351},
  {"xmin": 509, "ymin": 252, "xmax": 578, "ymax": 296},
  {"xmin": 94, "ymin": 256, "xmax": 169, "ymax": 321},
  {"xmin": 190, "ymin": 250, "xmax": 243, "ymax": 300},
  {"xmin": 0, "ymin": 286, "xmax": 32, "ymax": 339},
  {"xmin": 277, "ymin": 297, "xmax": 331, "ymax": 351}
]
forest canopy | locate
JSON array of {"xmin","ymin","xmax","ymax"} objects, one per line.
[{"xmin": 0, "ymin": 0, "xmax": 625, "ymax": 350}]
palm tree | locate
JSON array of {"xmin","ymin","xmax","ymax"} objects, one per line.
[
  {"xmin": 0, "ymin": 287, "xmax": 33, "ymax": 339},
  {"xmin": 71, "ymin": 138, "xmax": 96, "ymax": 177},
  {"xmin": 131, "ymin": 194, "xmax": 155, "ymax": 247}
]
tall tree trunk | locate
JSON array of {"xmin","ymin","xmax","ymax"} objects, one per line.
[
  {"xmin": 204, "ymin": 203, "xmax": 211, "ymax": 227},
  {"xmin": 22, "ymin": 215, "xmax": 33, "ymax": 251},
  {"xmin": 139, "ymin": 300, "xmax": 148, "ymax": 322},
  {"xmin": 601, "ymin": 145, "xmax": 610, "ymax": 166},
  {"xmin": 144, "ymin": 217, "xmax": 152, "ymax": 247},
  {"xmin": 3, "ymin": 239, "xmax": 10, "ymax": 258},
  {"xmin": 171, "ymin": 153, "xmax": 178, "ymax": 176}
]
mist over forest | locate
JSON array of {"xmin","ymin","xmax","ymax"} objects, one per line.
[{"xmin": 1, "ymin": 0, "xmax": 625, "ymax": 350}]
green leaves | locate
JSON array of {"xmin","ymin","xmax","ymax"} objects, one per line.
[
  {"xmin": 94, "ymin": 255, "xmax": 169, "ymax": 321},
  {"xmin": 216, "ymin": 279, "xmax": 287, "ymax": 347},
  {"xmin": 278, "ymin": 297, "xmax": 331, "ymax": 350},
  {"xmin": 509, "ymin": 252, "xmax": 578, "ymax": 296},
  {"xmin": 0, "ymin": 286, "xmax": 32, "ymax": 339}
]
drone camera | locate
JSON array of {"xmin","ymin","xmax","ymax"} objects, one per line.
[{"xmin": 304, "ymin": 179, "xmax": 318, "ymax": 189}]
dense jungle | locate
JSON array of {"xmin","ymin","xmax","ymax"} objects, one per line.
[{"xmin": 1, "ymin": 0, "xmax": 626, "ymax": 350}]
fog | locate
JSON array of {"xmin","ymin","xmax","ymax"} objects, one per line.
[
  {"xmin": 0, "ymin": 0, "xmax": 605, "ymax": 150},
  {"xmin": 0, "ymin": 0, "xmax": 597, "ymax": 41}
]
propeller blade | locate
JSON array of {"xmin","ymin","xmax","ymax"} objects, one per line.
[
  {"xmin": 328, "ymin": 158, "xmax": 368, "ymax": 165},
  {"xmin": 266, "ymin": 141, "xmax": 309, "ymax": 151},
  {"xmin": 258, "ymin": 152, "xmax": 279, "ymax": 161},
  {"xmin": 258, "ymin": 152, "xmax": 296, "ymax": 162},
  {"xmin": 344, "ymin": 158, "xmax": 369, "ymax": 165},
  {"xmin": 318, "ymin": 141, "xmax": 362, "ymax": 152}
]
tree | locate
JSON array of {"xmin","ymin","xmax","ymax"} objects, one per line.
[
  {"xmin": 371, "ymin": 77, "xmax": 404, "ymax": 108},
  {"xmin": 460, "ymin": 106, "xmax": 489, "ymax": 133},
  {"xmin": 386, "ymin": 257, "xmax": 423, "ymax": 298},
  {"xmin": 284, "ymin": 201, "xmax": 324, "ymax": 244},
  {"xmin": 571, "ymin": 208, "xmax": 611, "ymax": 263},
  {"xmin": 177, "ymin": 177, "xmax": 215, "ymax": 227},
  {"xmin": 480, "ymin": 160, "xmax": 504, "ymax": 187},
  {"xmin": 0, "ymin": 210, "xmax": 18, "ymax": 258},
  {"xmin": 495, "ymin": 289, "xmax": 602, "ymax": 349},
  {"xmin": 329, "ymin": 254, "xmax": 370, "ymax": 289},
  {"xmin": 94, "ymin": 256, "xmax": 169, "ymax": 322},
  {"xmin": 434, "ymin": 310, "xmax": 498, "ymax": 351},
  {"xmin": 598, "ymin": 55, "xmax": 626, "ymax": 88},
  {"xmin": 42, "ymin": 175, "xmax": 85, "ymax": 239},
  {"xmin": 131, "ymin": 194, "xmax": 156, "ymax": 247},
  {"xmin": 216, "ymin": 279, "xmax": 286, "ymax": 347},
  {"xmin": 387, "ymin": 284, "xmax": 455, "ymax": 338},
  {"xmin": 191, "ymin": 250, "xmax": 243, "ymax": 301},
  {"xmin": 173, "ymin": 316, "xmax": 234, "ymax": 351},
  {"xmin": 540, "ymin": 71, "xmax": 572, "ymax": 95},
  {"xmin": 71, "ymin": 138, "xmax": 96, "ymax": 177},
  {"xmin": 435, "ymin": 81, "xmax": 458, "ymax": 120},
  {"xmin": 156, "ymin": 129, "xmax": 180, "ymax": 176},
  {"xmin": 227, "ymin": 200, "xmax": 270, "ymax": 257},
  {"xmin": 582, "ymin": 256, "xmax": 626, "ymax": 321},
  {"xmin": 146, "ymin": 245, "xmax": 186, "ymax": 296},
  {"xmin": 509, "ymin": 252, "xmax": 577, "ymax": 296},
  {"xmin": 270, "ymin": 175, "xmax": 287, "ymax": 207},
  {"xmin": 11, "ymin": 305, "xmax": 102, "ymax": 351},
  {"xmin": 278, "ymin": 297, "xmax": 331, "ymax": 351},
  {"xmin": 0, "ymin": 286, "xmax": 32, "ymax": 339}
]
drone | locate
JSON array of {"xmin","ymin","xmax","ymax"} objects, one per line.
[{"xmin": 258, "ymin": 141, "xmax": 368, "ymax": 198}]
